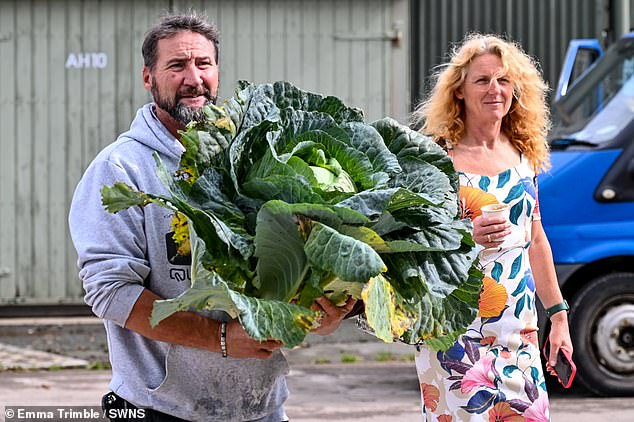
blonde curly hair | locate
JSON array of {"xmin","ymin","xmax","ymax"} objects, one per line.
[{"xmin": 412, "ymin": 33, "xmax": 551, "ymax": 172}]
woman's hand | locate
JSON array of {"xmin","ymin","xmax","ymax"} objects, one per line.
[
  {"xmin": 546, "ymin": 312, "xmax": 573, "ymax": 368},
  {"xmin": 472, "ymin": 215, "xmax": 511, "ymax": 247}
]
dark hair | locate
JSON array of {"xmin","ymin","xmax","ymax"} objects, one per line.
[{"xmin": 142, "ymin": 12, "xmax": 220, "ymax": 71}]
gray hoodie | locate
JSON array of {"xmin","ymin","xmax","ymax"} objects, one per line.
[{"xmin": 69, "ymin": 104, "xmax": 289, "ymax": 421}]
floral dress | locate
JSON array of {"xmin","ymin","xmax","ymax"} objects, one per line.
[{"xmin": 415, "ymin": 157, "xmax": 550, "ymax": 422}]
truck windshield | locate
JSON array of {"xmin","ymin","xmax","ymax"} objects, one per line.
[{"xmin": 550, "ymin": 39, "xmax": 634, "ymax": 147}]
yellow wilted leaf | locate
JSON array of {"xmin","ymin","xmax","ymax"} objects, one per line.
[
  {"xmin": 390, "ymin": 307, "xmax": 410, "ymax": 338},
  {"xmin": 362, "ymin": 275, "xmax": 411, "ymax": 342},
  {"xmin": 170, "ymin": 212, "xmax": 191, "ymax": 257},
  {"xmin": 214, "ymin": 116, "xmax": 235, "ymax": 134}
]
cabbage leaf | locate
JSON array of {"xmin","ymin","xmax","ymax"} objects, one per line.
[{"xmin": 101, "ymin": 81, "xmax": 482, "ymax": 350}]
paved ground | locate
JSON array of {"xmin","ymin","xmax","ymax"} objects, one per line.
[
  {"xmin": 2, "ymin": 365, "xmax": 634, "ymax": 422},
  {"xmin": 1, "ymin": 318, "xmax": 634, "ymax": 421},
  {"xmin": 0, "ymin": 342, "xmax": 87, "ymax": 370},
  {"xmin": 0, "ymin": 317, "xmax": 108, "ymax": 367}
]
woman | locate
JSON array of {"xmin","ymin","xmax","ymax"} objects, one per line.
[{"xmin": 412, "ymin": 33, "xmax": 573, "ymax": 421}]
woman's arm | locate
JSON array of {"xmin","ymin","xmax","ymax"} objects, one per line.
[{"xmin": 529, "ymin": 220, "xmax": 573, "ymax": 365}]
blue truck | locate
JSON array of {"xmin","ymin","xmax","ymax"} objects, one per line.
[{"xmin": 539, "ymin": 32, "xmax": 634, "ymax": 395}]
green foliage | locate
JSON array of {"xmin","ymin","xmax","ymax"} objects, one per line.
[
  {"xmin": 340, "ymin": 353, "xmax": 359, "ymax": 363},
  {"xmin": 400, "ymin": 353, "xmax": 416, "ymax": 362},
  {"xmin": 101, "ymin": 81, "xmax": 482, "ymax": 350},
  {"xmin": 87, "ymin": 361, "xmax": 112, "ymax": 370},
  {"xmin": 375, "ymin": 352, "xmax": 394, "ymax": 362}
]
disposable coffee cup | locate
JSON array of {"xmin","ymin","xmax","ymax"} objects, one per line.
[{"xmin": 480, "ymin": 203, "xmax": 510, "ymax": 221}]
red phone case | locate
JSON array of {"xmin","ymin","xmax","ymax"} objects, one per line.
[{"xmin": 542, "ymin": 339, "xmax": 577, "ymax": 388}]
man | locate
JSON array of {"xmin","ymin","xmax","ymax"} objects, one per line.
[{"xmin": 69, "ymin": 13, "xmax": 353, "ymax": 422}]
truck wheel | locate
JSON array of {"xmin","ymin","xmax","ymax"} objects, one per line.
[{"xmin": 569, "ymin": 272, "xmax": 634, "ymax": 395}]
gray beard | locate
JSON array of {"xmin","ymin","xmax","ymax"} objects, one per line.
[
  {"xmin": 168, "ymin": 102, "xmax": 210, "ymax": 126},
  {"xmin": 151, "ymin": 82, "xmax": 217, "ymax": 126}
]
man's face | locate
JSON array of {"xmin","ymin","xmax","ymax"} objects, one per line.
[{"xmin": 143, "ymin": 31, "xmax": 219, "ymax": 126}]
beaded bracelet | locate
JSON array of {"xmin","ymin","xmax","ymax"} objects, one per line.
[{"xmin": 220, "ymin": 321, "xmax": 228, "ymax": 358}]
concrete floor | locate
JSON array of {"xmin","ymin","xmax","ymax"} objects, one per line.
[{"xmin": 2, "ymin": 365, "xmax": 634, "ymax": 422}]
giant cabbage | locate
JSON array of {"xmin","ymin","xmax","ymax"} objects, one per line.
[{"xmin": 101, "ymin": 81, "xmax": 482, "ymax": 351}]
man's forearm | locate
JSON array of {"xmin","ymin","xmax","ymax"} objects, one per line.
[{"xmin": 124, "ymin": 289, "xmax": 221, "ymax": 352}]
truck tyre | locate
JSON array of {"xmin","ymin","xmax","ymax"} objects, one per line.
[{"xmin": 569, "ymin": 272, "xmax": 634, "ymax": 395}]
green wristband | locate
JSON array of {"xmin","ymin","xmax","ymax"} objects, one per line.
[{"xmin": 545, "ymin": 300, "xmax": 569, "ymax": 319}]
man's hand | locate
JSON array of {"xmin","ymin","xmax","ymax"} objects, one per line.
[
  {"xmin": 125, "ymin": 290, "xmax": 282, "ymax": 359},
  {"xmin": 225, "ymin": 320, "xmax": 283, "ymax": 359},
  {"xmin": 310, "ymin": 296, "xmax": 357, "ymax": 336}
]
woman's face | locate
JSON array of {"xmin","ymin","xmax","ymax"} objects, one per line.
[{"xmin": 456, "ymin": 53, "xmax": 513, "ymax": 124}]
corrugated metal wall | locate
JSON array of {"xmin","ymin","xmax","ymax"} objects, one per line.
[
  {"xmin": 0, "ymin": 0, "xmax": 408, "ymax": 306},
  {"xmin": 411, "ymin": 0, "xmax": 632, "ymax": 105},
  {"xmin": 182, "ymin": 0, "xmax": 410, "ymax": 122},
  {"xmin": 0, "ymin": 0, "xmax": 168, "ymax": 305}
]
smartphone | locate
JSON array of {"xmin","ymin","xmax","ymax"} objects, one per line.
[{"xmin": 542, "ymin": 339, "xmax": 577, "ymax": 388}]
